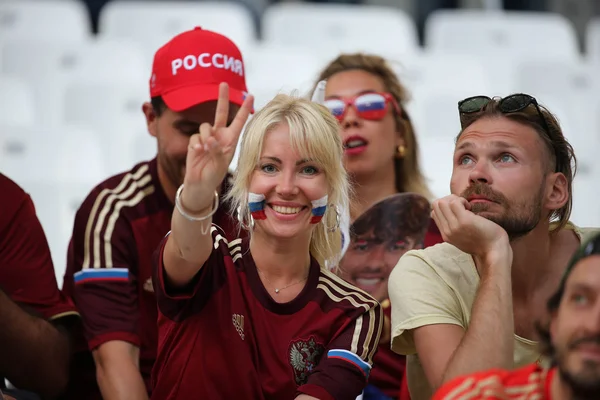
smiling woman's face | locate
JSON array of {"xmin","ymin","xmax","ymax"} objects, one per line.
[{"xmin": 248, "ymin": 123, "xmax": 329, "ymax": 240}]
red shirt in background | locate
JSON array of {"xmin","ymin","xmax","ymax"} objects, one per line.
[
  {"xmin": 424, "ymin": 218, "xmax": 444, "ymax": 248},
  {"xmin": 0, "ymin": 173, "xmax": 78, "ymax": 319},
  {"xmin": 61, "ymin": 158, "xmax": 240, "ymax": 399},
  {"xmin": 0, "ymin": 173, "xmax": 79, "ymax": 383},
  {"xmin": 152, "ymin": 226, "xmax": 383, "ymax": 400},
  {"xmin": 433, "ymin": 363, "xmax": 554, "ymax": 400}
]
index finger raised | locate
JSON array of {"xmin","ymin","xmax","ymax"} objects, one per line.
[{"xmin": 213, "ymin": 82, "xmax": 230, "ymax": 129}]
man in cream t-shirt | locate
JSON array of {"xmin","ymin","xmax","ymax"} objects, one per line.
[{"xmin": 388, "ymin": 93, "xmax": 600, "ymax": 400}]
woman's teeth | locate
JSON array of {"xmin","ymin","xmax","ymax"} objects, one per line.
[
  {"xmin": 272, "ymin": 205, "xmax": 302, "ymax": 214},
  {"xmin": 345, "ymin": 139, "xmax": 366, "ymax": 149}
]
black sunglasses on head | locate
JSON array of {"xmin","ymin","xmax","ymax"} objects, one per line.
[
  {"xmin": 458, "ymin": 93, "xmax": 559, "ymax": 170},
  {"xmin": 458, "ymin": 93, "xmax": 550, "ymax": 133}
]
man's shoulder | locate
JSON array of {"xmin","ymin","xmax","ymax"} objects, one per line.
[
  {"xmin": 399, "ymin": 242, "xmax": 473, "ymax": 275},
  {"xmin": 0, "ymin": 173, "xmax": 29, "ymax": 226},
  {"xmin": 83, "ymin": 160, "xmax": 155, "ymax": 201},
  {"xmin": 0, "ymin": 173, "xmax": 26, "ymax": 199},
  {"xmin": 76, "ymin": 159, "xmax": 162, "ymax": 221}
]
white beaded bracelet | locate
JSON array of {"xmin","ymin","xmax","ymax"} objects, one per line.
[{"xmin": 175, "ymin": 184, "xmax": 219, "ymax": 222}]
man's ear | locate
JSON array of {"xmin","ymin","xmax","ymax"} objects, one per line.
[
  {"xmin": 545, "ymin": 172, "xmax": 569, "ymax": 213},
  {"xmin": 142, "ymin": 102, "xmax": 158, "ymax": 138}
]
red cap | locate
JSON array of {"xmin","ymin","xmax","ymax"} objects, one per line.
[{"xmin": 149, "ymin": 27, "xmax": 248, "ymax": 112}]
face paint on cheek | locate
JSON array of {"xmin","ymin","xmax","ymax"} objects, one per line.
[
  {"xmin": 310, "ymin": 195, "xmax": 328, "ymax": 224},
  {"xmin": 248, "ymin": 193, "xmax": 267, "ymax": 220}
]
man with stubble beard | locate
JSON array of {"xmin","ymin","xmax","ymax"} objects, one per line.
[
  {"xmin": 387, "ymin": 93, "xmax": 600, "ymax": 400},
  {"xmin": 61, "ymin": 27, "xmax": 249, "ymax": 400}
]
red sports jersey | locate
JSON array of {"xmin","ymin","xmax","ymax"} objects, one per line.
[
  {"xmin": 0, "ymin": 174, "xmax": 79, "ymax": 389},
  {"xmin": 0, "ymin": 173, "xmax": 78, "ymax": 320},
  {"xmin": 61, "ymin": 158, "xmax": 240, "ymax": 399},
  {"xmin": 152, "ymin": 225, "xmax": 383, "ymax": 400},
  {"xmin": 0, "ymin": 174, "xmax": 78, "ymax": 320},
  {"xmin": 433, "ymin": 364, "xmax": 554, "ymax": 400},
  {"xmin": 369, "ymin": 299, "xmax": 406, "ymax": 399}
]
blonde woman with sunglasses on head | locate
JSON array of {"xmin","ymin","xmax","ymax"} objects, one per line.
[{"xmin": 151, "ymin": 83, "xmax": 383, "ymax": 400}]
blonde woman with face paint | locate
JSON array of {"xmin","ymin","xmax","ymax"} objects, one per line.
[{"xmin": 151, "ymin": 83, "xmax": 383, "ymax": 400}]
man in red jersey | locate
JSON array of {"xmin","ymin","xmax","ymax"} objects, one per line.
[
  {"xmin": 61, "ymin": 27, "xmax": 248, "ymax": 399},
  {"xmin": 434, "ymin": 232, "xmax": 600, "ymax": 400},
  {"xmin": 0, "ymin": 173, "xmax": 79, "ymax": 399}
]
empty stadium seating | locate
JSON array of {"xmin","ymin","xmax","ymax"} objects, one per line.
[
  {"xmin": 0, "ymin": 0, "xmax": 92, "ymax": 42},
  {"xmin": 262, "ymin": 2, "xmax": 419, "ymax": 59}
]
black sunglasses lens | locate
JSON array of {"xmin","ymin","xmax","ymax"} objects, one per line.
[
  {"xmin": 459, "ymin": 97, "xmax": 490, "ymax": 113},
  {"xmin": 500, "ymin": 94, "xmax": 534, "ymax": 113}
]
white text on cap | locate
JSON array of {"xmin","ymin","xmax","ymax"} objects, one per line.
[{"xmin": 171, "ymin": 53, "xmax": 244, "ymax": 77}]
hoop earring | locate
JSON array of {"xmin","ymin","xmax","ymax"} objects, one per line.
[
  {"xmin": 237, "ymin": 206, "xmax": 254, "ymax": 230},
  {"xmin": 322, "ymin": 204, "xmax": 341, "ymax": 233}
]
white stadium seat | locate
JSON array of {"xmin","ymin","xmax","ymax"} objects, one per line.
[
  {"xmin": 0, "ymin": 38, "xmax": 147, "ymax": 82},
  {"xmin": 62, "ymin": 80, "xmax": 150, "ymax": 175},
  {"xmin": 0, "ymin": 124, "xmax": 107, "ymax": 184},
  {"xmin": 393, "ymin": 51, "xmax": 495, "ymax": 103},
  {"xmin": 572, "ymin": 95, "xmax": 600, "ymax": 227},
  {"xmin": 98, "ymin": 1, "xmax": 257, "ymax": 59},
  {"xmin": 0, "ymin": 0, "xmax": 91, "ymax": 42},
  {"xmin": 425, "ymin": 10, "xmax": 580, "ymax": 61},
  {"xmin": 513, "ymin": 59, "xmax": 599, "ymax": 177},
  {"xmin": 245, "ymin": 44, "xmax": 323, "ymax": 110},
  {"xmin": 0, "ymin": 38, "xmax": 148, "ymax": 126},
  {"xmin": 0, "ymin": 75, "xmax": 35, "ymax": 127},
  {"xmin": 587, "ymin": 17, "xmax": 600, "ymax": 66},
  {"xmin": 262, "ymin": 3, "xmax": 419, "ymax": 59},
  {"xmin": 19, "ymin": 179, "xmax": 94, "ymax": 287},
  {"xmin": 417, "ymin": 136, "xmax": 455, "ymax": 200}
]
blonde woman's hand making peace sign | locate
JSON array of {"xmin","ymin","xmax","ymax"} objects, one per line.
[{"xmin": 180, "ymin": 82, "xmax": 254, "ymax": 214}]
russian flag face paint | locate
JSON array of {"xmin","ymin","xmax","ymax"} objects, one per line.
[
  {"xmin": 310, "ymin": 195, "xmax": 328, "ymax": 224},
  {"xmin": 248, "ymin": 193, "xmax": 267, "ymax": 220}
]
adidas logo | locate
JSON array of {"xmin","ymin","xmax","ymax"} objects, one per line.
[{"xmin": 232, "ymin": 313, "xmax": 245, "ymax": 340}]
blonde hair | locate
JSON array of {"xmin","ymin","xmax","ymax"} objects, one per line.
[
  {"xmin": 227, "ymin": 94, "xmax": 350, "ymax": 267},
  {"xmin": 314, "ymin": 53, "xmax": 432, "ymax": 199}
]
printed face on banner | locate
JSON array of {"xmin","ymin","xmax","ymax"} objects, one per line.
[{"xmin": 338, "ymin": 193, "xmax": 431, "ymax": 302}]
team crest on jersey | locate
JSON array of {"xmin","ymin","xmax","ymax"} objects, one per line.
[{"xmin": 288, "ymin": 337, "xmax": 325, "ymax": 385}]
